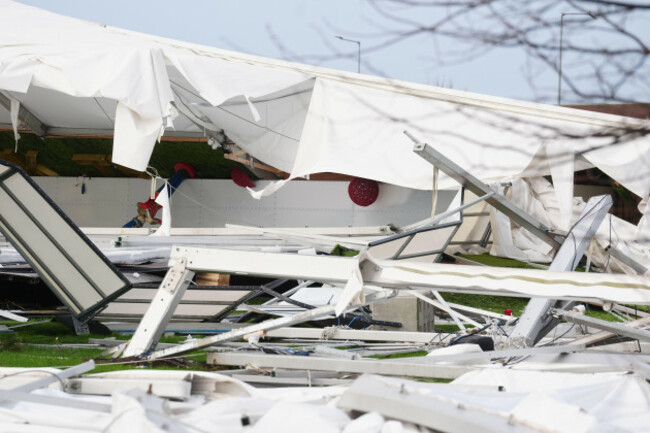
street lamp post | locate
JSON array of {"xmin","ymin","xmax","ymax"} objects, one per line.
[
  {"xmin": 558, "ymin": 11, "xmax": 597, "ymax": 105},
  {"xmin": 335, "ymin": 35, "xmax": 361, "ymax": 74}
]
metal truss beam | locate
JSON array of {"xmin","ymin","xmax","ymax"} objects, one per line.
[
  {"xmin": 407, "ymin": 132, "xmax": 563, "ymax": 250},
  {"xmin": 0, "ymin": 92, "xmax": 48, "ymax": 137}
]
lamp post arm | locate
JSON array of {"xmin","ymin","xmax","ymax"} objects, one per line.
[
  {"xmin": 558, "ymin": 14, "xmax": 566, "ymax": 105},
  {"xmin": 335, "ymin": 35, "xmax": 361, "ymax": 74},
  {"xmin": 557, "ymin": 11, "xmax": 597, "ymax": 106},
  {"xmin": 357, "ymin": 41, "xmax": 361, "ymax": 74}
]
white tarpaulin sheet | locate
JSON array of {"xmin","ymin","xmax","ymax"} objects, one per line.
[
  {"xmin": 487, "ymin": 177, "xmax": 650, "ymax": 273},
  {"xmin": 0, "ymin": 0, "xmax": 649, "ymax": 225},
  {"xmin": 452, "ymin": 370, "xmax": 650, "ymax": 432}
]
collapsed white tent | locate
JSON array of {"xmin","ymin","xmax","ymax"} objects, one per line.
[{"xmin": 1, "ymin": 0, "xmax": 649, "ymax": 230}]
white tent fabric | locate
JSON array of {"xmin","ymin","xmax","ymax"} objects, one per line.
[
  {"xmin": 489, "ymin": 177, "xmax": 650, "ymax": 273},
  {"xmin": 0, "ymin": 0, "xmax": 649, "ymax": 224},
  {"xmin": 452, "ymin": 370, "xmax": 650, "ymax": 432}
]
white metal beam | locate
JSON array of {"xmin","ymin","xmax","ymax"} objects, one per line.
[
  {"xmin": 144, "ymin": 289, "xmax": 396, "ymax": 360},
  {"xmin": 9, "ymin": 360, "xmax": 95, "ymax": 393},
  {"xmin": 508, "ymin": 195, "xmax": 613, "ymax": 347},
  {"xmin": 568, "ymin": 316, "xmax": 650, "ymax": 346},
  {"xmin": 170, "ymin": 246, "xmax": 650, "ymax": 305},
  {"xmin": 554, "ymin": 309, "xmax": 650, "ymax": 344},
  {"xmin": 122, "ymin": 258, "xmax": 194, "ymax": 357},
  {"xmin": 207, "ymin": 352, "xmax": 474, "ymax": 380},
  {"xmin": 173, "ymin": 245, "xmax": 357, "ymax": 283},
  {"xmin": 65, "ymin": 377, "xmax": 191, "ymax": 400},
  {"xmin": 408, "ymin": 134, "xmax": 563, "ymax": 249},
  {"xmin": 264, "ymin": 327, "xmax": 446, "ymax": 343},
  {"xmin": 410, "ymin": 344, "xmax": 586, "ymax": 365}
]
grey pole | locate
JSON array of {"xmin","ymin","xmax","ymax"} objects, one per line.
[
  {"xmin": 335, "ymin": 35, "xmax": 361, "ymax": 73},
  {"xmin": 558, "ymin": 11, "xmax": 597, "ymax": 105}
]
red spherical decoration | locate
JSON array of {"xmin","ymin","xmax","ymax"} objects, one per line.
[
  {"xmin": 348, "ymin": 177, "xmax": 379, "ymax": 206},
  {"xmin": 231, "ymin": 167, "xmax": 255, "ymax": 188},
  {"xmin": 504, "ymin": 309, "xmax": 513, "ymax": 316}
]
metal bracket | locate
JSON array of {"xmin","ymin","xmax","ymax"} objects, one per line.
[
  {"xmin": 71, "ymin": 315, "xmax": 90, "ymax": 335},
  {"xmin": 160, "ymin": 258, "xmax": 189, "ymax": 295},
  {"xmin": 0, "ymin": 92, "xmax": 49, "ymax": 137}
]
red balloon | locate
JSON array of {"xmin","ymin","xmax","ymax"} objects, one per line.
[
  {"xmin": 231, "ymin": 167, "xmax": 255, "ymax": 188},
  {"xmin": 348, "ymin": 177, "xmax": 379, "ymax": 206}
]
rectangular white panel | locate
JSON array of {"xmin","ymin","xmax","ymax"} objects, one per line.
[{"xmin": 0, "ymin": 161, "xmax": 131, "ymax": 320}]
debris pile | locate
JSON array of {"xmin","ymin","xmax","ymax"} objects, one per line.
[{"xmin": 1, "ymin": 140, "xmax": 650, "ymax": 432}]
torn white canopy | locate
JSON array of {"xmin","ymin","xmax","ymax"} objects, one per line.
[{"xmin": 0, "ymin": 0, "xmax": 648, "ymax": 223}]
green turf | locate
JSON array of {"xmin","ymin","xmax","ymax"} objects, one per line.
[
  {"xmin": 366, "ymin": 350, "xmax": 428, "ymax": 359},
  {"xmin": 0, "ymin": 319, "xmax": 217, "ymax": 373},
  {"xmin": 452, "ymin": 254, "xmax": 620, "ymax": 320},
  {"xmin": 434, "ymin": 324, "xmax": 463, "ymax": 333},
  {"xmin": 0, "ymin": 343, "xmax": 103, "ymax": 368},
  {"xmin": 459, "ymin": 252, "xmax": 593, "ymax": 272},
  {"xmin": 458, "ymin": 253, "xmax": 541, "ymax": 269},
  {"xmin": 0, "ymin": 131, "xmax": 250, "ymax": 179},
  {"xmin": 441, "ymin": 292, "xmax": 529, "ymax": 317},
  {"xmin": 3, "ymin": 319, "xmax": 117, "ymax": 345}
]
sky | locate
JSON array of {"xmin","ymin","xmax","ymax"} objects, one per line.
[{"xmin": 14, "ymin": 0, "xmax": 642, "ymax": 104}]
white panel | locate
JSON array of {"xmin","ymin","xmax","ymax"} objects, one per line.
[
  {"xmin": 0, "ymin": 164, "xmax": 130, "ymax": 319},
  {"xmin": 0, "ymin": 187, "xmax": 102, "ymax": 310},
  {"xmin": 117, "ymin": 288, "xmax": 248, "ymax": 303},
  {"xmin": 33, "ymin": 177, "xmax": 456, "ymax": 229},
  {"xmin": 5, "ymin": 175, "xmax": 125, "ymax": 290},
  {"xmin": 367, "ymin": 238, "xmax": 409, "ymax": 259},
  {"xmin": 34, "ymin": 177, "xmax": 149, "ymax": 227},
  {"xmin": 99, "ymin": 303, "xmax": 229, "ymax": 318},
  {"xmin": 400, "ymin": 226, "xmax": 457, "ymax": 257},
  {"xmin": 11, "ymin": 87, "xmax": 115, "ymax": 130}
]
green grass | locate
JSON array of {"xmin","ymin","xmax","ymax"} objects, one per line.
[
  {"xmin": 442, "ymin": 292, "xmax": 529, "ymax": 317},
  {"xmin": 583, "ymin": 306, "xmax": 626, "ymax": 322},
  {"xmin": 92, "ymin": 352, "xmax": 214, "ymax": 374},
  {"xmin": 3, "ymin": 319, "xmax": 115, "ymax": 345},
  {"xmin": 0, "ymin": 343, "xmax": 103, "ymax": 368},
  {"xmin": 416, "ymin": 377, "xmax": 453, "ymax": 384},
  {"xmin": 439, "ymin": 293, "xmax": 623, "ymax": 323},
  {"xmin": 458, "ymin": 253, "xmax": 542, "ymax": 269},
  {"xmin": 0, "ymin": 319, "xmax": 219, "ymax": 373},
  {"xmin": 446, "ymin": 254, "xmax": 535, "ymax": 318},
  {"xmin": 366, "ymin": 350, "xmax": 428, "ymax": 360}
]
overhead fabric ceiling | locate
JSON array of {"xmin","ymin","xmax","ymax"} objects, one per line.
[{"xmin": 0, "ymin": 0, "xmax": 649, "ymax": 232}]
